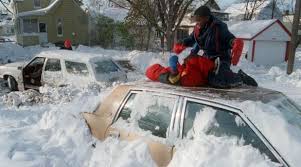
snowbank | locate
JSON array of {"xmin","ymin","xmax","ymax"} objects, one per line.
[{"xmin": 0, "ymin": 44, "xmax": 301, "ymax": 167}]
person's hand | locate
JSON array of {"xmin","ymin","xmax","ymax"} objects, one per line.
[
  {"xmin": 231, "ymin": 38, "xmax": 244, "ymax": 66},
  {"xmin": 173, "ymin": 43, "xmax": 187, "ymax": 54}
]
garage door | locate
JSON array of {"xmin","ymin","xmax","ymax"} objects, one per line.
[{"xmin": 254, "ymin": 41, "xmax": 286, "ymax": 65}]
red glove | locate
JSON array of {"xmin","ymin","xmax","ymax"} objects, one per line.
[
  {"xmin": 231, "ymin": 38, "xmax": 244, "ymax": 66},
  {"xmin": 173, "ymin": 43, "xmax": 187, "ymax": 54}
]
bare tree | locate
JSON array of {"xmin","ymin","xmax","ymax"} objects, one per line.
[
  {"xmin": 0, "ymin": 0, "xmax": 13, "ymax": 14},
  {"xmin": 243, "ymin": 0, "xmax": 268, "ymax": 20},
  {"xmin": 287, "ymin": 0, "xmax": 300, "ymax": 74},
  {"xmin": 113, "ymin": 0, "xmax": 196, "ymax": 51}
]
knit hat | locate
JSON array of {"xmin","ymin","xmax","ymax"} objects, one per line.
[{"xmin": 194, "ymin": 6, "xmax": 211, "ymax": 17}]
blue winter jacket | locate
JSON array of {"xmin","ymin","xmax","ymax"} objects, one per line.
[{"xmin": 183, "ymin": 15, "xmax": 235, "ymax": 62}]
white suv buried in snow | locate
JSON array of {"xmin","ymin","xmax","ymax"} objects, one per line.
[{"xmin": 0, "ymin": 50, "xmax": 127, "ymax": 91}]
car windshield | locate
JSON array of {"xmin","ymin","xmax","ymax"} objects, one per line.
[
  {"xmin": 90, "ymin": 58, "xmax": 121, "ymax": 81},
  {"xmin": 91, "ymin": 59, "xmax": 120, "ymax": 74},
  {"xmin": 242, "ymin": 94, "xmax": 301, "ymax": 167}
]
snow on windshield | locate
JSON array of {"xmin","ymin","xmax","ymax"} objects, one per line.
[
  {"xmin": 112, "ymin": 92, "xmax": 176, "ymax": 143},
  {"xmin": 240, "ymin": 98, "xmax": 301, "ymax": 167},
  {"xmin": 169, "ymin": 107, "xmax": 280, "ymax": 167}
]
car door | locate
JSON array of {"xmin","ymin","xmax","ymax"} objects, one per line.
[
  {"xmin": 178, "ymin": 98, "xmax": 285, "ymax": 166},
  {"xmin": 22, "ymin": 57, "xmax": 46, "ymax": 90},
  {"xmin": 105, "ymin": 91, "xmax": 180, "ymax": 167},
  {"xmin": 42, "ymin": 58, "xmax": 63, "ymax": 86}
]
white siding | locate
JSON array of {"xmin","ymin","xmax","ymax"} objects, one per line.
[
  {"xmin": 254, "ymin": 41, "xmax": 286, "ymax": 65},
  {"xmin": 255, "ymin": 23, "xmax": 290, "ymax": 41}
]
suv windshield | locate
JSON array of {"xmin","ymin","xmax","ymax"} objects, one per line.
[{"xmin": 91, "ymin": 59, "xmax": 120, "ymax": 74}]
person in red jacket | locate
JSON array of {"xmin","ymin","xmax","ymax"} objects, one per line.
[
  {"xmin": 146, "ymin": 54, "xmax": 216, "ymax": 87},
  {"xmin": 146, "ymin": 52, "xmax": 258, "ymax": 88}
]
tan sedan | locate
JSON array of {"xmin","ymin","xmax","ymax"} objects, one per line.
[{"xmin": 83, "ymin": 81, "xmax": 301, "ymax": 167}]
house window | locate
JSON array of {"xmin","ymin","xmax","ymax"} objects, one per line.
[
  {"xmin": 39, "ymin": 23, "xmax": 47, "ymax": 33},
  {"xmin": 23, "ymin": 19, "xmax": 38, "ymax": 33},
  {"xmin": 34, "ymin": 0, "xmax": 41, "ymax": 8},
  {"xmin": 57, "ymin": 18, "xmax": 63, "ymax": 36}
]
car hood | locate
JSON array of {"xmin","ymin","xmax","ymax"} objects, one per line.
[{"xmin": 1, "ymin": 62, "xmax": 26, "ymax": 68}]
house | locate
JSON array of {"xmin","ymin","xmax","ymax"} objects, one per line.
[
  {"xmin": 0, "ymin": 11, "xmax": 14, "ymax": 36},
  {"xmin": 0, "ymin": 20, "xmax": 15, "ymax": 36},
  {"xmin": 227, "ymin": 19, "xmax": 291, "ymax": 65},
  {"xmin": 11, "ymin": 0, "xmax": 89, "ymax": 46},
  {"xmin": 224, "ymin": 0, "xmax": 282, "ymax": 21}
]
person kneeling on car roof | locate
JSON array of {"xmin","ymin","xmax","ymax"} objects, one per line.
[
  {"xmin": 146, "ymin": 51, "xmax": 258, "ymax": 88},
  {"xmin": 173, "ymin": 6, "xmax": 257, "ymax": 88}
]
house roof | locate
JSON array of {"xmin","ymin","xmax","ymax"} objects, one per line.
[
  {"xmin": 227, "ymin": 19, "xmax": 291, "ymax": 40},
  {"xmin": 92, "ymin": 7, "xmax": 128, "ymax": 22},
  {"xmin": 224, "ymin": 0, "xmax": 271, "ymax": 18},
  {"xmin": 17, "ymin": 0, "xmax": 62, "ymax": 17},
  {"xmin": 81, "ymin": 0, "xmax": 128, "ymax": 22}
]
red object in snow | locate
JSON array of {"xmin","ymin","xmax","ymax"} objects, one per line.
[
  {"xmin": 173, "ymin": 43, "xmax": 187, "ymax": 54},
  {"xmin": 64, "ymin": 39, "xmax": 72, "ymax": 49},
  {"xmin": 145, "ymin": 56, "xmax": 215, "ymax": 87},
  {"xmin": 231, "ymin": 38, "xmax": 244, "ymax": 66}
]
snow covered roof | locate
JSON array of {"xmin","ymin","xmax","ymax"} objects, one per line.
[
  {"xmin": 36, "ymin": 50, "xmax": 112, "ymax": 63},
  {"xmin": 17, "ymin": 0, "xmax": 62, "ymax": 17},
  {"xmin": 224, "ymin": 0, "xmax": 271, "ymax": 18},
  {"xmin": 97, "ymin": 7, "xmax": 128, "ymax": 22},
  {"xmin": 227, "ymin": 19, "xmax": 278, "ymax": 39},
  {"xmin": 81, "ymin": 0, "xmax": 128, "ymax": 22}
]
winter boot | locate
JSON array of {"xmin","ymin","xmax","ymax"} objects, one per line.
[{"xmin": 238, "ymin": 69, "xmax": 258, "ymax": 87}]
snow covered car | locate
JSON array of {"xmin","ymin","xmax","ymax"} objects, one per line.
[
  {"xmin": 83, "ymin": 81, "xmax": 301, "ymax": 167},
  {"xmin": 0, "ymin": 50, "xmax": 127, "ymax": 91}
]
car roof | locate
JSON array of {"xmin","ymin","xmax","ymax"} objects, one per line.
[
  {"xmin": 123, "ymin": 80, "xmax": 283, "ymax": 109},
  {"xmin": 35, "ymin": 50, "xmax": 113, "ymax": 63}
]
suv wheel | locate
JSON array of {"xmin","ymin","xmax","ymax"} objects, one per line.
[{"xmin": 7, "ymin": 76, "xmax": 18, "ymax": 91}]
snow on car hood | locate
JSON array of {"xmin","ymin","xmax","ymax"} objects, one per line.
[{"xmin": 1, "ymin": 62, "xmax": 26, "ymax": 68}]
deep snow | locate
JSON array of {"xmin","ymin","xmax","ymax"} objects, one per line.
[{"xmin": 0, "ymin": 43, "xmax": 301, "ymax": 167}]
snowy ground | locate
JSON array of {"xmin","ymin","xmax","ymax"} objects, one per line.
[{"xmin": 0, "ymin": 43, "xmax": 301, "ymax": 167}]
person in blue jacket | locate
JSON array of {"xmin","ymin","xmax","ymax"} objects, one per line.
[{"xmin": 173, "ymin": 6, "xmax": 257, "ymax": 88}]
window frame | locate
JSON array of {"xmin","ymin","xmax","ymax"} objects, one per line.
[
  {"xmin": 25, "ymin": 57, "xmax": 46, "ymax": 69},
  {"xmin": 44, "ymin": 58, "xmax": 62, "ymax": 72},
  {"xmin": 64, "ymin": 60, "xmax": 90, "ymax": 76},
  {"xmin": 112, "ymin": 90, "xmax": 180, "ymax": 139},
  {"xmin": 33, "ymin": 0, "xmax": 41, "ymax": 8},
  {"xmin": 179, "ymin": 97, "xmax": 288, "ymax": 167},
  {"xmin": 57, "ymin": 18, "xmax": 63, "ymax": 37},
  {"xmin": 22, "ymin": 18, "xmax": 38, "ymax": 33}
]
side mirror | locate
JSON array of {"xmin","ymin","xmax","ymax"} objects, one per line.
[{"xmin": 17, "ymin": 66, "xmax": 23, "ymax": 70}]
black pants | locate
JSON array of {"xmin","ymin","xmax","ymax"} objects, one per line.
[{"xmin": 208, "ymin": 60, "xmax": 243, "ymax": 89}]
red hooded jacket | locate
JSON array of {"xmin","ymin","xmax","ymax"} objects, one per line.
[{"xmin": 146, "ymin": 56, "xmax": 215, "ymax": 87}]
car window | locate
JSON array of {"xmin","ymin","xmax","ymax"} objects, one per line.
[
  {"xmin": 92, "ymin": 59, "xmax": 120, "ymax": 74},
  {"xmin": 45, "ymin": 59, "xmax": 61, "ymax": 72},
  {"xmin": 183, "ymin": 101, "xmax": 280, "ymax": 163},
  {"xmin": 27, "ymin": 57, "xmax": 45, "ymax": 67},
  {"xmin": 117, "ymin": 92, "xmax": 176, "ymax": 138},
  {"xmin": 65, "ymin": 61, "xmax": 89, "ymax": 76}
]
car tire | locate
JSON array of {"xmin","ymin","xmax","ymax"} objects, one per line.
[{"xmin": 7, "ymin": 76, "xmax": 18, "ymax": 91}]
